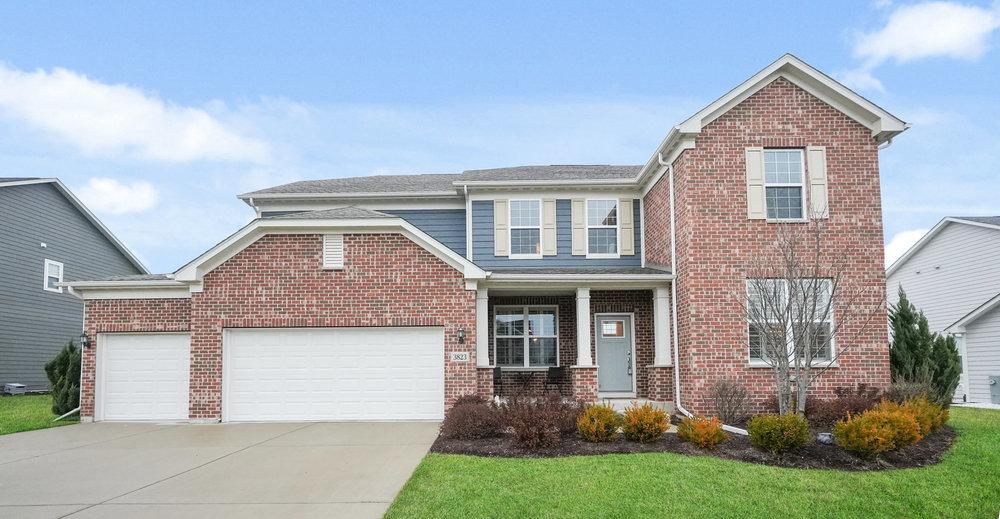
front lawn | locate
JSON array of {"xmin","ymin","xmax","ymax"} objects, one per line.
[
  {"xmin": 387, "ymin": 407, "xmax": 1000, "ymax": 518},
  {"xmin": 0, "ymin": 394, "xmax": 78, "ymax": 436}
]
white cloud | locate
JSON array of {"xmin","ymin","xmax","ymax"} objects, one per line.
[
  {"xmin": 0, "ymin": 63, "xmax": 270, "ymax": 163},
  {"xmin": 885, "ymin": 228, "xmax": 929, "ymax": 266},
  {"xmin": 76, "ymin": 177, "xmax": 159, "ymax": 215},
  {"xmin": 838, "ymin": 68, "xmax": 886, "ymax": 93}
]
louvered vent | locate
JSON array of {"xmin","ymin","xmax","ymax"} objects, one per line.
[{"xmin": 323, "ymin": 234, "xmax": 344, "ymax": 269}]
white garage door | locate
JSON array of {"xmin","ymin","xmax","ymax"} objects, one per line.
[
  {"xmin": 98, "ymin": 333, "xmax": 190, "ymax": 421},
  {"xmin": 223, "ymin": 327, "xmax": 445, "ymax": 422}
]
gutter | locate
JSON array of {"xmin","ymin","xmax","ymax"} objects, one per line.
[{"xmin": 659, "ymin": 153, "xmax": 747, "ymax": 435}]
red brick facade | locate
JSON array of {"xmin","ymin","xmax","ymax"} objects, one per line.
[
  {"xmin": 643, "ymin": 77, "xmax": 891, "ymax": 415},
  {"xmin": 81, "ymin": 233, "xmax": 478, "ymax": 420}
]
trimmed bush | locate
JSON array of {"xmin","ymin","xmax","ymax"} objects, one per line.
[
  {"xmin": 622, "ymin": 402, "xmax": 669, "ymax": 443},
  {"xmin": 677, "ymin": 415, "xmax": 727, "ymax": 449},
  {"xmin": 833, "ymin": 407, "xmax": 922, "ymax": 459},
  {"xmin": 45, "ymin": 342, "xmax": 81, "ymax": 415},
  {"xmin": 874, "ymin": 397, "xmax": 948, "ymax": 437},
  {"xmin": 502, "ymin": 394, "xmax": 579, "ymax": 449},
  {"xmin": 577, "ymin": 404, "xmax": 621, "ymax": 443},
  {"xmin": 440, "ymin": 395, "xmax": 503, "ymax": 439},
  {"xmin": 805, "ymin": 384, "xmax": 882, "ymax": 427},
  {"xmin": 747, "ymin": 414, "xmax": 811, "ymax": 454}
]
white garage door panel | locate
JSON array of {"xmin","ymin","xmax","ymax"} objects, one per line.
[
  {"xmin": 99, "ymin": 334, "xmax": 190, "ymax": 421},
  {"xmin": 224, "ymin": 327, "xmax": 445, "ymax": 422}
]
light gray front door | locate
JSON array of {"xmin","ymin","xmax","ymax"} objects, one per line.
[{"xmin": 596, "ymin": 315, "xmax": 633, "ymax": 393}]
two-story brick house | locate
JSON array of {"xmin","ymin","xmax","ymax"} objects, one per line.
[{"xmin": 66, "ymin": 55, "xmax": 907, "ymax": 422}]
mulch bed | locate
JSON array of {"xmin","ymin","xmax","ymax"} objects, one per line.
[{"xmin": 431, "ymin": 426, "xmax": 957, "ymax": 471}]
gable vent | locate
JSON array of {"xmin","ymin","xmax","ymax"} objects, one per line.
[{"xmin": 323, "ymin": 234, "xmax": 344, "ymax": 269}]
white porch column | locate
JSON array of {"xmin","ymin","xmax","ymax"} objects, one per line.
[
  {"xmin": 653, "ymin": 286, "xmax": 672, "ymax": 365},
  {"xmin": 476, "ymin": 288, "xmax": 490, "ymax": 367},
  {"xmin": 575, "ymin": 287, "xmax": 593, "ymax": 366}
]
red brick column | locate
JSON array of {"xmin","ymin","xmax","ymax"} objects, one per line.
[
  {"xmin": 476, "ymin": 367, "xmax": 495, "ymax": 399},
  {"xmin": 646, "ymin": 366, "xmax": 675, "ymax": 402},
  {"xmin": 570, "ymin": 366, "xmax": 598, "ymax": 402}
]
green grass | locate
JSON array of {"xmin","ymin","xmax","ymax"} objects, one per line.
[
  {"xmin": 387, "ymin": 407, "xmax": 1000, "ymax": 518},
  {"xmin": 0, "ymin": 394, "xmax": 78, "ymax": 436}
]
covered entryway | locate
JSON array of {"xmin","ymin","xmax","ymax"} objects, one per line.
[
  {"xmin": 223, "ymin": 327, "xmax": 445, "ymax": 421},
  {"xmin": 96, "ymin": 333, "xmax": 191, "ymax": 421}
]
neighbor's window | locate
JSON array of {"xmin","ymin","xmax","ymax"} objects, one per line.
[
  {"xmin": 43, "ymin": 259, "xmax": 64, "ymax": 293},
  {"xmin": 509, "ymin": 199, "xmax": 541, "ymax": 257},
  {"xmin": 763, "ymin": 149, "xmax": 805, "ymax": 220},
  {"xmin": 495, "ymin": 306, "xmax": 558, "ymax": 367},
  {"xmin": 747, "ymin": 278, "xmax": 832, "ymax": 362},
  {"xmin": 587, "ymin": 199, "xmax": 618, "ymax": 255}
]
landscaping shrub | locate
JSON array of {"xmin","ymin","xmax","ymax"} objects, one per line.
[
  {"xmin": 677, "ymin": 415, "xmax": 727, "ymax": 449},
  {"xmin": 747, "ymin": 414, "xmax": 811, "ymax": 454},
  {"xmin": 889, "ymin": 288, "xmax": 962, "ymax": 405},
  {"xmin": 874, "ymin": 396, "xmax": 948, "ymax": 437},
  {"xmin": 885, "ymin": 381, "xmax": 933, "ymax": 404},
  {"xmin": 552, "ymin": 397, "xmax": 585, "ymax": 436},
  {"xmin": 44, "ymin": 342, "xmax": 81, "ymax": 415},
  {"xmin": 577, "ymin": 403, "xmax": 621, "ymax": 443},
  {"xmin": 622, "ymin": 402, "xmax": 669, "ymax": 443},
  {"xmin": 440, "ymin": 395, "xmax": 503, "ymax": 439},
  {"xmin": 710, "ymin": 378, "xmax": 748, "ymax": 424},
  {"xmin": 805, "ymin": 384, "xmax": 882, "ymax": 427},
  {"xmin": 502, "ymin": 394, "xmax": 568, "ymax": 449},
  {"xmin": 833, "ymin": 407, "xmax": 922, "ymax": 459}
]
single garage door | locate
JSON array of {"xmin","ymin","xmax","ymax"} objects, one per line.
[
  {"xmin": 97, "ymin": 333, "xmax": 190, "ymax": 421},
  {"xmin": 223, "ymin": 327, "xmax": 445, "ymax": 421}
]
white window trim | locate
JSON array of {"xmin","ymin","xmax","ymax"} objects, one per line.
[
  {"xmin": 746, "ymin": 278, "xmax": 836, "ymax": 366},
  {"xmin": 493, "ymin": 305, "xmax": 560, "ymax": 369},
  {"xmin": 763, "ymin": 149, "xmax": 808, "ymax": 223},
  {"xmin": 508, "ymin": 199, "xmax": 543, "ymax": 259},
  {"xmin": 585, "ymin": 198, "xmax": 620, "ymax": 259},
  {"xmin": 43, "ymin": 259, "xmax": 64, "ymax": 293}
]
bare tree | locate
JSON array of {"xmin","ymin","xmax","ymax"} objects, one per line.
[{"xmin": 736, "ymin": 218, "xmax": 884, "ymax": 415}]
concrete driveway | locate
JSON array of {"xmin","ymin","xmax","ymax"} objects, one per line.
[{"xmin": 0, "ymin": 421, "xmax": 439, "ymax": 518}]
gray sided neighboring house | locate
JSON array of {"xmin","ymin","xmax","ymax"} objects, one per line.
[{"xmin": 0, "ymin": 178, "xmax": 146, "ymax": 390}]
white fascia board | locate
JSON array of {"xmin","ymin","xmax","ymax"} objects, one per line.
[
  {"xmin": 455, "ymin": 179, "xmax": 638, "ymax": 189},
  {"xmin": 61, "ymin": 280, "xmax": 191, "ymax": 300},
  {"xmin": 467, "ymin": 189, "xmax": 640, "ymax": 201},
  {"xmin": 173, "ymin": 217, "xmax": 488, "ymax": 283},
  {"xmin": 885, "ymin": 217, "xmax": 1000, "ymax": 277},
  {"xmin": 0, "ymin": 178, "xmax": 150, "ymax": 274},
  {"xmin": 488, "ymin": 273, "xmax": 673, "ymax": 281},
  {"xmin": 946, "ymin": 292, "xmax": 1000, "ymax": 333}
]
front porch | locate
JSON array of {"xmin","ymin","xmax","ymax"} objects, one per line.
[{"xmin": 472, "ymin": 277, "xmax": 676, "ymax": 405}]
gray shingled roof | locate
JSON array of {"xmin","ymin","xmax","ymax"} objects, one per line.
[
  {"xmin": 0, "ymin": 177, "xmax": 40, "ymax": 183},
  {"xmin": 489, "ymin": 267, "xmax": 672, "ymax": 276},
  {"xmin": 241, "ymin": 165, "xmax": 644, "ymax": 197},
  {"xmin": 955, "ymin": 216, "xmax": 1000, "ymax": 226},
  {"xmin": 265, "ymin": 206, "xmax": 394, "ymax": 220}
]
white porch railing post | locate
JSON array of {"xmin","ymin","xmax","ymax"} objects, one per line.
[
  {"xmin": 653, "ymin": 286, "xmax": 672, "ymax": 365},
  {"xmin": 476, "ymin": 288, "xmax": 490, "ymax": 367},
  {"xmin": 575, "ymin": 287, "xmax": 593, "ymax": 366}
]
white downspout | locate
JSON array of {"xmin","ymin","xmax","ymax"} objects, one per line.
[{"xmin": 659, "ymin": 153, "xmax": 746, "ymax": 434}]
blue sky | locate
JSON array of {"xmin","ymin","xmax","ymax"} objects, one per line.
[{"xmin": 0, "ymin": 1, "xmax": 997, "ymax": 273}]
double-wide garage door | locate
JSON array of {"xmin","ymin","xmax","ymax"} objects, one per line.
[
  {"xmin": 224, "ymin": 327, "xmax": 445, "ymax": 421},
  {"xmin": 96, "ymin": 327, "xmax": 445, "ymax": 422}
]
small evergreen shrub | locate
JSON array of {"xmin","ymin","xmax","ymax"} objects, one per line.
[
  {"xmin": 577, "ymin": 404, "xmax": 621, "ymax": 443},
  {"xmin": 747, "ymin": 414, "xmax": 811, "ymax": 454},
  {"xmin": 622, "ymin": 402, "xmax": 669, "ymax": 443},
  {"xmin": 677, "ymin": 415, "xmax": 727, "ymax": 449},
  {"xmin": 45, "ymin": 342, "xmax": 81, "ymax": 415},
  {"xmin": 874, "ymin": 396, "xmax": 948, "ymax": 437},
  {"xmin": 833, "ymin": 407, "xmax": 922, "ymax": 459},
  {"xmin": 440, "ymin": 395, "xmax": 503, "ymax": 439}
]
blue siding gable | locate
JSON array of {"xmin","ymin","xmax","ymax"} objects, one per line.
[
  {"xmin": 381, "ymin": 209, "xmax": 467, "ymax": 256},
  {"xmin": 472, "ymin": 199, "xmax": 642, "ymax": 268}
]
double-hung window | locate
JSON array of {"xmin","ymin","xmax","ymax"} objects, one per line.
[
  {"xmin": 43, "ymin": 259, "xmax": 63, "ymax": 293},
  {"xmin": 763, "ymin": 149, "xmax": 806, "ymax": 220},
  {"xmin": 509, "ymin": 199, "xmax": 542, "ymax": 258},
  {"xmin": 747, "ymin": 278, "xmax": 833, "ymax": 363},
  {"xmin": 586, "ymin": 199, "xmax": 618, "ymax": 256},
  {"xmin": 494, "ymin": 306, "xmax": 558, "ymax": 368}
]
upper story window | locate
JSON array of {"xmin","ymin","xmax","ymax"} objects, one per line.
[
  {"xmin": 495, "ymin": 306, "xmax": 558, "ymax": 368},
  {"xmin": 43, "ymin": 259, "xmax": 63, "ymax": 293},
  {"xmin": 747, "ymin": 278, "xmax": 833, "ymax": 363},
  {"xmin": 509, "ymin": 199, "xmax": 542, "ymax": 258},
  {"xmin": 586, "ymin": 199, "xmax": 618, "ymax": 257},
  {"xmin": 763, "ymin": 149, "xmax": 806, "ymax": 220}
]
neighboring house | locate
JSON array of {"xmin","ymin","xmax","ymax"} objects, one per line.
[
  {"xmin": 66, "ymin": 54, "xmax": 906, "ymax": 423},
  {"xmin": 887, "ymin": 217, "xmax": 1000, "ymax": 404},
  {"xmin": 0, "ymin": 178, "xmax": 147, "ymax": 391}
]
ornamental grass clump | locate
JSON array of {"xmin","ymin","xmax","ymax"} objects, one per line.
[
  {"xmin": 677, "ymin": 415, "xmax": 728, "ymax": 449},
  {"xmin": 622, "ymin": 402, "xmax": 669, "ymax": 443},
  {"xmin": 577, "ymin": 403, "xmax": 621, "ymax": 443}
]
